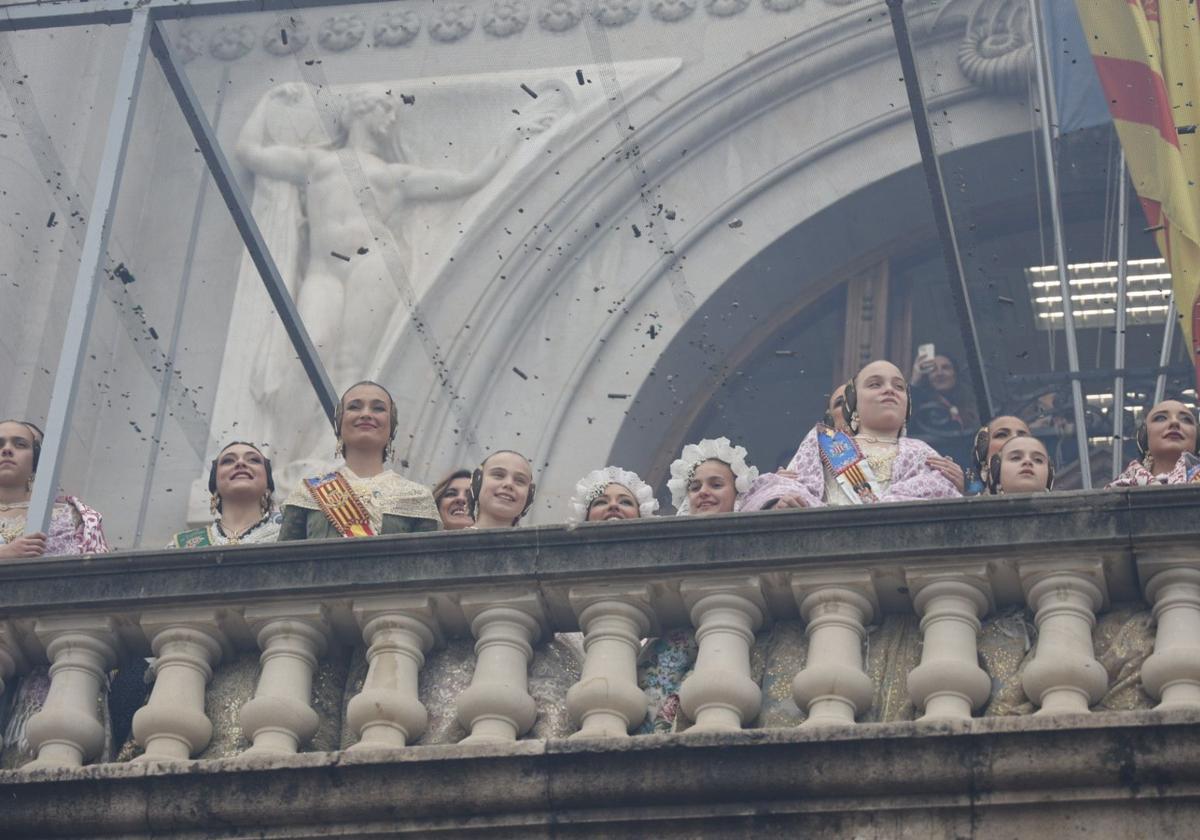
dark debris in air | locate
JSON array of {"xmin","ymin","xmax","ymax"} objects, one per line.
[
  {"xmin": 280, "ymin": 29, "xmax": 288, "ymax": 45},
  {"xmin": 46, "ymin": 212, "xmax": 56, "ymax": 228},
  {"xmin": 401, "ymin": 93, "xmax": 415, "ymax": 106},
  {"xmin": 998, "ymin": 296, "xmax": 1014, "ymax": 304},
  {"xmin": 331, "ymin": 251, "xmax": 351, "ymax": 262},
  {"xmin": 512, "ymin": 367, "xmax": 528, "ymax": 380},
  {"xmin": 728, "ymin": 218, "xmax": 743, "ymax": 229},
  {"xmin": 113, "ymin": 263, "xmax": 136, "ymax": 285},
  {"xmin": 356, "ymin": 246, "xmax": 369, "ymax": 255},
  {"xmin": 521, "ymin": 83, "xmax": 538, "ymax": 99},
  {"xmin": 575, "ymin": 69, "xmax": 585, "ymax": 85},
  {"xmin": 608, "ymin": 393, "xmax": 630, "ymax": 399}
]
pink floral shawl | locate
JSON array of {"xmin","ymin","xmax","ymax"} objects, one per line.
[{"xmin": 740, "ymin": 427, "xmax": 961, "ymax": 511}]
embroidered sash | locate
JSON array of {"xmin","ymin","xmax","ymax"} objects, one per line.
[
  {"xmin": 305, "ymin": 472, "xmax": 376, "ymax": 537},
  {"xmin": 1182, "ymin": 452, "xmax": 1200, "ymax": 483},
  {"xmin": 816, "ymin": 425, "xmax": 882, "ymax": 505}
]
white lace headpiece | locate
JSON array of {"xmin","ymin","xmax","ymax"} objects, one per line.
[
  {"xmin": 667, "ymin": 436, "xmax": 759, "ymax": 515},
  {"xmin": 568, "ymin": 466, "xmax": 659, "ymax": 523}
]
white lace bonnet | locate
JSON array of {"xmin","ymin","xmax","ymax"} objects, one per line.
[
  {"xmin": 568, "ymin": 466, "xmax": 660, "ymax": 522},
  {"xmin": 667, "ymin": 436, "xmax": 759, "ymax": 515}
]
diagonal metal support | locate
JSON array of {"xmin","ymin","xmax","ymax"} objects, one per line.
[
  {"xmin": 26, "ymin": 9, "xmax": 152, "ymax": 534},
  {"xmin": 149, "ymin": 20, "xmax": 338, "ymax": 425},
  {"xmin": 1028, "ymin": 0, "xmax": 1091, "ymax": 488},
  {"xmin": 884, "ymin": 0, "xmax": 994, "ymax": 423}
]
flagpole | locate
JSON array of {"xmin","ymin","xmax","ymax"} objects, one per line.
[
  {"xmin": 1111, "ymin": 150, "xmax": 1129, "ymax": 479},
  {"xmin": 1154, "ymin": 298, "xmax": 1177, "ymax": 405},
  {"xmin": 1030, "ymin": 0, "xmax": 1093, "ymax": 488}
]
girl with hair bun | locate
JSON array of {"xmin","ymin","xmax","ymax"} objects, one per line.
[{"xmin": 741, "ymin": 360, "xmax": 959, "ymax": 511}]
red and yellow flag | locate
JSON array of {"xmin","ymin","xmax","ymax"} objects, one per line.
[{"xmin": 1074, "ymin": 1, "xmax": 1200, "ymax": 386}]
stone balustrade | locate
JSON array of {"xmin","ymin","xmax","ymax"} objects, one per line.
[{"xmin": 1, "ymin": 487, "xmax": 1199, "ymax": 835}]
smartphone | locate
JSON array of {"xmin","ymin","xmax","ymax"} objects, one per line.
[{"xmin": 917, "ymin": 343, "xmax": 935, "ymax": 362}]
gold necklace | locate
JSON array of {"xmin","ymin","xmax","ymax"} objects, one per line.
[
  {"xmin": 0, "ymin": 518, "xmax": 26, "ymax": 543},
  {"xmin": 855, "ymin": 434, "xmax": 899, "ymax": 445},
  {"xmin": 0, "ymin": 500, "xmax": 30, "ymax": 512}
]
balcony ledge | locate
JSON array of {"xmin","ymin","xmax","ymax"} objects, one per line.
[{"xmin": 3, "ymin": 710, "xmax": 1200, "ymax": 837}]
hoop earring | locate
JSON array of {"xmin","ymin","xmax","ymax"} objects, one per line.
[
  {"xmin": 209, "ymin": 492, "xmax": 221, "ymax": 517},
  {"xmin": 335, "ymin": 437, "xmax": 345, "ymax": 459}
]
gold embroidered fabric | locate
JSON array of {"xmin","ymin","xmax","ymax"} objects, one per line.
[
  {"xmin": 753, "ymin": 623, "xmax": 807, "ymax": 728},
  {"xmin": 1094, "ymin": 603, "xmax": 1155, "ymax": 711},
  {"xmin": 862, "ymin": 614, "xmax": 921, "ymax": 723},
  {"xmin": 285, "ymin": 467, "xmax": 439, "ymax": 530},
  {"xmin": 980, "ymin": 607, "xmax": 1037, "ymax": 717}
]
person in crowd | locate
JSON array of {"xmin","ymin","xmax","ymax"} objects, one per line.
[
  {"xmin": 432, "ymin": 468, "xmax": 474, "ymax": 530},
  {"xmin": 988, "ymin": 435, "xmax": 1054, "ymax": 495},
  {"xmin": 168, "ymin": 442, "xmax": 282, "ymax": 547},
  {"xmin": 667, "ymin": 437, "xmax": 759, "ymax": 515},
  {"xmin": 966, "ymin": 415, "xmax": 1032, "ymax": 494},
  {"xmin": 0, "ymin": 419, "xmax": 108, "ymax": 558},
  {"xmin": 568, "ymin": 466, "xmax": 659, "ymax": 522},
  {"xmin": 1108, "ymin": 399, "xmax": 1200, "ymax": 487},
  {"xmin": 822, "ymin": 384, "xmax": 849, "ymax": 432},
  {"xmin": 741, "ymin": 360, "xmax": 960, "ymax": 510},
  {"xmin": 908, "ymin": 349, "xmax": 979, "ymax": 437},
  {"xmin": 469, "ymin": 450, "xmax": 536, "ymax": 529},
  {"xmin": 279, "ymin": 381, "xmax": 440, "ymax": 539}
]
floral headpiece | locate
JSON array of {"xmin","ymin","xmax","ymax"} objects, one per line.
[
  {"xmin": 667, "ymin": 436, "xmax": 759, "ymax": 515},
  {"xmin": 568, "ymin": 466, "xmax": 659, "ymax": 523}
]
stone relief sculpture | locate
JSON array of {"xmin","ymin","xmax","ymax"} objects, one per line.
[
  {"xmin": 935, "ymin": 0, "xmax": 1033, "ymax": 95},
  {"xmin": 195, "ymin": 60, "xmax": 680, "ymax": 521}
]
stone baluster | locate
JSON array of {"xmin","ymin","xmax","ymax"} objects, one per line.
[
  {"xmin": 347, "ymin": 595, "xmax": 441, "ymax": 750},
  {"xmin": 1138, "ymin": 550, "xmax": 1200, "ymax": 710},
  {"xmin": 456, "ymin": 591, "xmax": 545, "ymax": 744},
  {"xmin": 791, "ymin": 571, "xmax": 877, "ymax": 727},
  {"xmin": 677, "ymin": 576, "xmax": 765, "ymax": 732},
  {"xmin": 0, "ymin": 620, "xmax": 29, "ymax": 750},
  {"xmin": 239, "ymin": 604, "xmax": 330, "ymax": 756},
  {"xmin": 1018, "ymin": 559, "xmax": 1108, "ymax": 714},
  {"xmin": 566, "ymin": 585, "xmax": 655, "ymax": 738},
  {"xmin": 905, "ymin": 566, "xmax": 993, "ymax": 720},
  {"xmin": 23, "ymin": 616, "xmax": 120, "ymax": 769},
  {"xmin": 131, "ymin": 609, "xmax": 229, "ymax": 762}
]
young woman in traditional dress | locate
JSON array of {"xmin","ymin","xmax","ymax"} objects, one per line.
[
  {"xmin": 278, "ymin": 381, "xmax": 440, "ymax": 539},
  {"xmin": 666, "ymin": 437, "xmax": 759, "ymax": 515},
  {"xmin": 469, "ymin": 450, "xmax": 536, "ymax": 529},
  {"xmin": 988, "ymin": 435, "xmax": 1054, "ymax": 495},
  {"xmin": 568, "ymin": 466, "xmax": 659, "ymax": 523},
  {"xmin": 1108, "ymin": 399, "xmax": 1200, "ymax": 487},
  {"xmin": 168, "ymin": 442, "xmax": 282, "ymax": 547},
  {"xmin": 740, "ymin": 360, "xmax": 960, "ymax": 510},
  {"xmin": 965, "ymin": 415, "xmax": 1032, "ymax": 494},
  {"xmin": 0, "ymin": 420, "xmax": 108, "ymax": 559},
  {"xmin": 432, "ymin": 468, "xmax": 474, "ymax": 530}
]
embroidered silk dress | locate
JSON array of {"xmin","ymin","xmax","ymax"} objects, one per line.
[
  {"xmin": 1107, "ymin": 458, "xmax": 1193, "ymax": 488},
  {"xmin": 740, "ymin": 427, "xmax": 960, "ymax": 511},
  {"xmin": 278, "ymin": 466, "xmax": 440, "ymax": 540},
  {"xmin": 0, "ymin": 496, "xmax": 108, "ymax": 556}
]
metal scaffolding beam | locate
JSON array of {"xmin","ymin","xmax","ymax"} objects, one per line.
[
  {"xmin": 884, "ymin": 0, "xmax": 994, "ymax": 423},
  {"xmin": 25, "ymin": 9, "xmax": 151, "ymax": 534}
]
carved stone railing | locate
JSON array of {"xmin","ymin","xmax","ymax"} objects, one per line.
[{"xmin": 2, "ymin": 487, "xmax": 1200, "ymax": 836}]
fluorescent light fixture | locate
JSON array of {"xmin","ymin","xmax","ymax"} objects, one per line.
[{"xmin": 1025, "ymin": 258, "xmax": 1172, "ymax": 331}]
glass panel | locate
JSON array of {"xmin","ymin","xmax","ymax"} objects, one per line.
[
  {"xmin": 155, "ymin": 0, "xmax": 923, "ymax": 524},
  {"xmin": 0, "ymin": 22, "xmax": 129, "ymax": 543},
  {"xmin": 901, "ymin": 0, "xmax": 1191, "ymax": 488}
]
